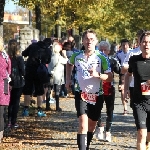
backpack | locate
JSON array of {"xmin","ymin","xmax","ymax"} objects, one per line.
[
  {"xmin": 37, "ymin": 63, "xmax": 49, "ymax": 84},
  {"xmin": 37, "ymin": 48, "xmax": 49, "ymax": 84},
  {"xmin": 11, "ymin": 56, "xmax": 25, "ymax": 88}
]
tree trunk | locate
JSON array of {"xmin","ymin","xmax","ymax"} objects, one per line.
[
  {"xmin": 55, "ymin": 7, "xmax": 61, "ymax": 38},
  {"xmin": 35, "ymin": 5, "xmax": 41, "ymax": 36},
  {"xmin": 70, "ymin": 28, "xmax": 75, "ymax": 36}
]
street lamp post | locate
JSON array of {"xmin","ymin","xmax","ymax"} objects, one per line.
[
  {"xmin": 35, "ymin": 5, "xmax": 41, "ymax": 36},
  {"xmin": 29, "ymin": 10, "xmax": 32, "ymax": 26},
  {"xmin": 71, "ymin": 11, "xmax": 76, "ymax": 36}
]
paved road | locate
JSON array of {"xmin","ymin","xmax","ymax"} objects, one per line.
[{"xmin": 0, "ymin": 84, "xmax": 137, "ymax": 150}]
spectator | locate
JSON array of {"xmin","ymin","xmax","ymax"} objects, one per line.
[
  {"xmin": 22, "ymin": 39, "xmax": 51, "ymax": 117},
  {"xmin": 71, "ymin": 40, "xmax": 79, "ymax": 53},
  {"xmin": 63, "ymin": 41, "xmax": 73, "ymax": 59},
  {"xmin": 7, "ymin": 39, "xmax": 25, "ymax": 128},
  {"xmin": 68, "ymin": 36, "xmax": 74, "ymax": 42},
  {"xmin": 0, "ymin": 36, "xmax": 11, "ymax": 142},
  {"xmin": 48, "ymin": 42, "xmax": 68, "ymax": 111},
  {"xmin": 59, "ymin": 42, "xmax": 72, "ymax": 98},
  {"xmin": 41, "ymin": 38, "xmax": 56, "ymax": 110}
]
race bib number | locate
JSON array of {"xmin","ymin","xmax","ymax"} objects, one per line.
[
  {"xmin": 81, "ymin": 92, "xmax": 98, "ymax": 105},
  {"xmin": 141, "ymin": 82, "xmax": 150, "ymax": 95}
]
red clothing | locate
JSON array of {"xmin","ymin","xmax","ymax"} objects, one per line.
[
  {"xmin": 0, "ymin": 52, "xmax": 11, "ymax": 105},
  {"xmin": 103, "ymin": 81, "xmax": 113, "ymax": 95}
]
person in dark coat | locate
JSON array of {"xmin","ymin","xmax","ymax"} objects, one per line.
[
  {"xmin": 22, "ymin": 39, "xmax": 51, "ymax": 117},
  {"xmin": 7, "ymin": 39, "xmax": 25, "ymax": 128}
]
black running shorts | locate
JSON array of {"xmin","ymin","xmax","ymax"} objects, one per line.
[
  {"xmin": 133, "ymin": 100, "xmax": 150, "ymax": 131},
  {"xmin": 75, "ymin": 91, "xmax": 104, "ymax": 121}
]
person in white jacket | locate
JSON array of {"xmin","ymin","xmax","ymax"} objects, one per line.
[{"xmin": 48, "ymin": 42, "xmax": 68, "ymax": 111}]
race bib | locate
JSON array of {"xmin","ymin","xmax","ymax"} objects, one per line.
[
  {"xmin": 141, "ymin": 82, "xmax": 150, "ymax": 95},
  {"xmin": 81, "ymin": 92, "xmax": 98, "ymax": 105}
]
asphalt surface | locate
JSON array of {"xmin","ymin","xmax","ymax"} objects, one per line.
[{"xmin": 0, "ymin": 83, "xmax": 137, "ymax": 150}]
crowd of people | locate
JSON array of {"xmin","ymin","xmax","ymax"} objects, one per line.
[{"xmin": 0, "ymin": 28, "xmax": 149, "ymax": 150}]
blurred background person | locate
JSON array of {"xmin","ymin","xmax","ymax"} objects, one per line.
[
  {"xmin": 7, "ymin": 39, "xmax": 25, "ymax": 128},
  {"xmin": 59, "ymin": 41, "xmax": 72, "ymax": 98},
  {"xmin": 22, "ymin": 39, "xmax": 51, "ymax": 117},
  {"xmin": 48, "ymin": 42, "xmax": 68, "ymax": 111},
  {"xmin": 95, "ymin": 41, "xmax": 120, "ymax": 142}
]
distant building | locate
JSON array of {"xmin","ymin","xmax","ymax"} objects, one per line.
[{"xmin": 4, "ymin": 12, "xmax": 29, "ymax": 25}]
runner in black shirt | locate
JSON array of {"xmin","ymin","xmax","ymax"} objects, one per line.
[{"xmin": 124, "ymin": 31, "xmax": 150, "ymax": 150}]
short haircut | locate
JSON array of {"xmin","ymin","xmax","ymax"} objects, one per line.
[
  {"xmin": 136, "ymin": 29, "xmax": 146, "ymax": 37},
  {"xmin": 82, "ymin": 29, "xmax": 97, "ymax": 39},
  {"xmin": 120, "ymin": 39, "xmax": 129, "ymax": 45},
  {"xmin": 63, "ymin": 41, "xmax": 72, "ymax": 47},
  {"xmin": 140, "ymin": 31, "xmax": 150, "ymax": 43},
  {"xmin": 8, "ymin": 39, "xmax": 19, "ymax": 58},
  {"xmin": 43, "ymin": 38, "xmax": 53, "ymax": 46},
  {"xmin": 52, "ymin": 42, "xmax": 61, "ymax": 53},
  {"xmin": 99, "ymin": 41, "xmax": 111, "ymax": 50},
  {"xmin": 71, "ymin": 40, "xmax": 76, "ymax": 48}
]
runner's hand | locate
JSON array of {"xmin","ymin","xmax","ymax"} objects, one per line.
[
  {"xmin": 88, "ymin": 68, "xmax": 99, "ymax": 78},
  {"xmin": 62, "ymin": 50, "xmax": 67, "ymax": 57}
]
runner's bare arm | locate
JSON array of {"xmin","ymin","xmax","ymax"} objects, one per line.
[
  {"xmin": 88, "ymin": 68, "xmax": 113, "ymax": 82},
  {"xmin": 124, "ymin": 72, "xmax": 132, "ymax": 92},
  {"xmin": 99, "ymin": 72, "xmax": 113, "ymax": 82},
  {"xmin": 121, "ymin": 65, "xmax": 128, "ymax": 74}
]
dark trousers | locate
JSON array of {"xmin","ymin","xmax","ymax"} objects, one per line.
[
  {"xmin": 98, "ymin": 91, "xmax": 115, "ymax": 132},
  {"xmin": 8, "ymin": 87, "xmax": 23, "ymax": 125},
  {"xmin": 71, "ymin": 79, "xmax": 76, "ymax": 95},
  {"xmin": 54, "ymin": 84, "xmax": 61, "ymax": 110},
  {"xmin": 0, "ymin": 106, "xmax": 5, "ymax": 131},
  {"xmin": 60, "ymin": 84, "xmax": 67, "ymax": 96},
  {"xmin": 46, "ymin": 84, "xmax": 53, "ymax": 109}
]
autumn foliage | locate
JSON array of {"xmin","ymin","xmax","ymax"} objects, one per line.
[{"xmin": 9, "ymin": 0, "xmax": 150, "ymax": 41}]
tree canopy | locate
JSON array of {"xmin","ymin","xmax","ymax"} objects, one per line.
[{"xmin": 9, "ymin": 0, "xmax": 150, "ymax": 42}]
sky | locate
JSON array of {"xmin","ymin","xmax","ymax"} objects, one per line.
[{"xmin": 4, "ymin": 0, "xmax": 19, "ymax": 12}]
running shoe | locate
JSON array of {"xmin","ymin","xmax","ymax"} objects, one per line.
[
  {"xmin": 49, "ymin": 98, "xmax": 56, "ymax": 104},
  {"xmin": 63, "ymin": 94, "xmax": 68, "ymax": 98},
  {"xmin": 7, "ymin": 123, "xmax": 11, "ymax": 128},
  {"xmin": 42, "ymin": 100, "xmax": 46, "ymax": 103},
  {"xmin": 105, "ymin": 132, "xmax": 111, "ymax": 142},
  {"xmin": 123, "ymin": 110, "xmax": 128, "ymax": 116},
  {"xmin": 22, "ymin": 109, "xmax": 29, "ymax": 116},
  {"xmin": 7, "ymin": 123, "xmax": 19, "ymax": 128},
  {"xmin": 96, "ymin": 126, "xmax": 105, "ymax": 141},
  {"xmin": 37, "ymin": 111, "xmax": 46, "ymax": 117},
  {"xmin": 12, "ymin": 124, "xmax": 19, "ymax": 128}
]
